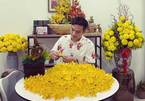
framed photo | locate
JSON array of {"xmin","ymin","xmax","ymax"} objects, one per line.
[
  {"xmin": 36, "ymin": 26, "xmax": 48, "ymax": 35},
  {"xmin": 33, "ymin": 20, "xmax": 49, "ymax": 35},
  {"xmin": 48, "ymin": 0, "xmax": 57, "ymax": 12}
]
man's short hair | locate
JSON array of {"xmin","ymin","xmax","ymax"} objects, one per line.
[{"xmin": 71, "ymin": 17, "xmax": 88, "ymax": 31}]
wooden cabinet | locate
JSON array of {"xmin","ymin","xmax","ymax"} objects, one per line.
[{"xmin": 28, "ymin": 34, "xmax": 102, "ymax": 68}]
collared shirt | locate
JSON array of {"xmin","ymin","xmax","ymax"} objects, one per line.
[{"xmin": 51, "ymin": 35, "xmax": 96, "ymax": 63}]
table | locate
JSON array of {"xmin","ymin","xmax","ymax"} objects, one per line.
[{"xmin": 15, "ymin": 78, "xmax": 119, "ymax": 101}]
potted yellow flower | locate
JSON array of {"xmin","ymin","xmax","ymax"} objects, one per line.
[
  {"xmin": 102, "ymin": 5, "xmax": 144, "ymax": 73},
  {"xmin": 0, "ymin": 33, "xmax": 27, "ymax": 69},
  {"xmin": 0, "ymin": 33, "xmax": 27, "ymax": 52},
  {"xmin": 49, "ymin": 0, "xmax": 86, "ymax": 35},
  {"xmin": 48, "ymin": 0, "xmax": 71, "ymax": 35},
  {"xmin": 103, "ymin": 4, "xmax": 144, "ymax": 101}
]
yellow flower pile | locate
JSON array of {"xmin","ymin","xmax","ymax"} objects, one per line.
[
  {"xmin": 24, "ymin": 63, "xmax": 114, "ymax": 100},
  {"xmin": 103, "ymin": 7, "xmax": 144, "ymax": 60},
  {"xmin": 51, "ymin": 0, "xmax": 70, "ymax": 24},
  {"xmin": 0, "ymin": 33, "xmax": 27, "ymax": 52}
]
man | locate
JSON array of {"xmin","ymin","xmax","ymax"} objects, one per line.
[{"xmin": 50, "ymin": 17, "xmax": 96, "ymax": 64}]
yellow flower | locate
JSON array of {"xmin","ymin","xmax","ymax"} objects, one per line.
[
  {"xmin": 121, "ymin": 39, "xmax": 128, "ymax": 45},
  {"xmin": 129, "ymin": 34, "xmax": 135, "ymax": 40},
  {"xmin": 125, "ymin": 20, "xmax": 131, "ymax": 25},
  {"xmin": 133, "ymin": 39, "xmax": 140, "ymax": 47},
  {"xmin": 103, "ymin": 10, "xmax": 144, "ymax": 60},
  {"xmin": 24, "ymin": 63, "xmax": 114, "ymax": 100},
  {"xmin": 123, "ymin": 29, "xmax": 130, "ymax": 34},
  {"xmin": 110, "ymin": 36, "xmax": 117, "ymax": 42},
  {"xmin": 136, "ymin": 32, "xmax": 143, "ymax": 38},
  {"xmin": 134, "ymin": 26, "xmax": 141, "ymax": 32},
  {"xmin": 123, "ymin": 34, "xmax": 129, "ymax": 39},
  {"xmin": 105, "ymin": 51, "xmax": 113, "ymax": 57},
  {"xmin": 119, "ymin": 16, "xmax": 126, "ymax": 21},
  {"xmin": 117, "ymin": 21, "xmax": 123, "ymax": 26},
  {"xmin": 119, "ymin": 32, "xmax": 124, "ymax": 35},
  {"xmin": 50, "ymin": 0, "xmax": 71, "ymax": 24},
  {"xmin": 128, "ymin": 41, "xmax": 133, "ymax": 48},
  {"xmin": 103, "ymin": 41, "xmax": 109, "ymax": 47},
  {"xmin": 117, "ymin": 27, "xmax": 123, "ymax": 32},
  {"xmin": 7, "ymin": 46, "xmax": 13, "ymax": 51},
  {"xmin": 130, "ymin": 30, "xmax": 135, "ymax": 34},
  {"xmin": 109, "ymin": 30, "xmax": 114, "ymax": 36},
  {"xmin": 0, "ymin": 36, "xmax": 4, "ymax": 41},
  {"xmin": 105, "ymin": 56, "xmax": 112, "ymax": 60},
  {"xmin": 138, "ymin": 38, "xmax": 143, "ymax": 42},
  {"xmin": 104, "ymin": 34, "xmax": 110, "ymax": 40},
  {"xmin": 0, "ymin": 47, "xmax": 7, "ymax": 52},
  {"xmin": 0, "ymin": 33, "xmax": 27, "ymax": 53},
  {"xmin": 108, "ymin": 45, "xmax": 116, "ymax": 51}
]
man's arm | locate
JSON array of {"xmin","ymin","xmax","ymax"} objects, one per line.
[{"xmin": 50, "ymin": 36, "xmax": 65, "ymax": 60}]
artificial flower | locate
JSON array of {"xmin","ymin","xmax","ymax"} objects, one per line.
[
  {"xmin": 102, "ymin": 5, "xmax": 144, "ymax": 60},
  {"xmin": 24, "ymin": 63, "xmax": 114, "ymax": 100},
  {"xmin": 0, "ymin": 33, "xmax": 27, "ymax": 52},
  {"xmin": 50, "ymin": 0, "xmax": 85, "ymax": 24}
]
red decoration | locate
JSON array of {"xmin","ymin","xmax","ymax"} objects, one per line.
[
  {"xmin": 120, "ymin": 48, "xmax": 132, "ymax": 74},
  {"xmin": 68, "ymin": 0, "xmax": 85, "ymax": 20}
]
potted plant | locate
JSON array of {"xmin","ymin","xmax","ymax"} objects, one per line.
[
  {"xmin": 102, "ymin": 5, "xmax": 144, "ymax": 73},
  {"xmin": 136, "ymin": 81, "xmax": 145, "ymax": 99},
  {"xmin": 22, "ymin": 36, "xmax": 50, "ymax": 78},
  {"xmin": 102, "ymin": 4, "xmax": 144, "ymax": 101}
]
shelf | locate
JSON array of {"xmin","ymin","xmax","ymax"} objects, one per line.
[
  {"xmin": 28, "ymin": 33, "xmax": 101, "ymax": 38},
  {"xmin": 28, "ymin": 34, "xmax": 102, "ymax": 68}
]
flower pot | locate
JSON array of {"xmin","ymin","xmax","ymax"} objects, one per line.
[
  {"xmin": 23, "ymin": 58, "xmax": 45, "ymax": 78},
  {"xmin": 136, "ymin": 89, "xmax": 145, "ymax": 99},
  {"xmin": 7, "ymin": 52, "xmax": 18, "ymax": 69}
]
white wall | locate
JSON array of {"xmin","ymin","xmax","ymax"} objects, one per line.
[{"xmin": 0, "ymin": 0, "xmax": 144, "ymax": 83}]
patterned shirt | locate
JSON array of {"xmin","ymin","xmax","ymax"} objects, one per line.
[{"xmin": 51, "ymin": 35, "xmax": 96, "ymax": 63}]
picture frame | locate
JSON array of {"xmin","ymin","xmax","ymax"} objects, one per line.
[
  {"xmin": 35, "ymin": 26, "xmax": 48, "ymax": 35},
  {"xmin": 33, "ymin": 20, "xmax": 49, "ymax": 35},
  {"xmin": 48, "ymin": 0, "xmax": 57, "ymax": 12}
]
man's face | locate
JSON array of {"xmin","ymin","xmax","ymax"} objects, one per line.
[{"xmin": 71, "ymin": 25, "xmax": 84, "ymax": 41}]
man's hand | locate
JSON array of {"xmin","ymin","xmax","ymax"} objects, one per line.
[
  {"xmin": 50, "ymin": 51, "xmax": 60, "ymax": 60},
  {"xmin": 62, "ymin": 56, "xmax": 77, "ymax": 63}
]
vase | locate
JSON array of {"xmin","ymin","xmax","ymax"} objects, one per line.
[
  {"xmin": 112, "ymin": 68, "xmax": 135, "ymax": 101},
  {"xmin": 17, "ymin": 51, "xmax": 25, "ymax": 71},
  {"xmin": 136, "ymin": 89, "xmax": 145, "ymax": 99},
  {"xmin": 112, "ymin": 47, "xmax": 135, "ymax": 101},
  {"xmin": 6, "ymin": 52, "xmax": 18, "ymax": 69},
  {"xmin": 114, "ymin": 47, "xmax": 132, "ymax": 73}
]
